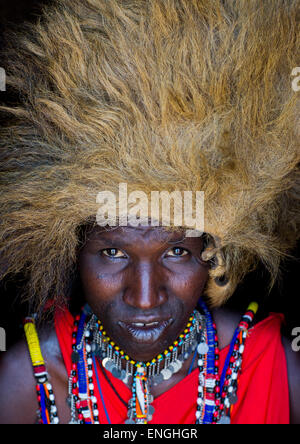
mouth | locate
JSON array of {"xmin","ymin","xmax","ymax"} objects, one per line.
[{"xmin": 118, "ymin": 318, "xmax": 174, "ymax": 344}]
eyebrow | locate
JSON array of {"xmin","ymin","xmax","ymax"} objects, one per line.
[
  {"xmin": 88, "ymin": 234, "xmax": 134, "ymax": 248},
  {"xmin": 166, "ymin": 236, "xmax": 186, "ymax": 245},
  {"xmin": 87, "ymin": 228, "xmax": 203, "ymax": 248},
  {"xmin": 89, "ymin": 233, "xmax": 197, "ymax": 248}
]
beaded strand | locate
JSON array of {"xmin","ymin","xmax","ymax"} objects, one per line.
[
  {"xmin": 196, "ymin": 300, "xmax": 221, "ymax": 424},
  {"xmin": 24, "ymin": 317, "xmax": 59, "ymax": 424},
  {"xmin": 211, "ymin": 302, "xmax": 258, "ymax": 424}
]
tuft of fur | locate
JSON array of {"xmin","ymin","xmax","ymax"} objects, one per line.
[{"xmin": 0, "ymin": 0, "xmax": 299, "ymax": 310}]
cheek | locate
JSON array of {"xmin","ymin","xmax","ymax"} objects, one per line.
[
  {"xmin": 168, "ymin": 266, "xmax": 209, "ymax": 297},
  {"xmin": 79, "ymin": 253, "xmax": 124, "ymax": 302}
]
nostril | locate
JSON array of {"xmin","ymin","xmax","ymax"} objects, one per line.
[{"xmin": 123, "ymin": 288, "xmax": 168, "ymax": 310}]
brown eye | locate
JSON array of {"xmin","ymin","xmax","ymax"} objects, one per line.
[
  {"xmin": 101, "ymin": 248, "xmax": 126, "ymax": 258},
  {"xmin": 166, "ymin": 247, "xmax": 189, "ymax": 257}
]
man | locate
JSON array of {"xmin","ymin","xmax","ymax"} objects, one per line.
[
  {"xmin": 0, "ymin": 224, "xmax": 300, "ymax": 423},
  {"xmin": 0, "ymin": 0, "xmax": 299, "ymax": 424}
]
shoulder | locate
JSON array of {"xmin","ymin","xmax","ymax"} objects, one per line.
[
  {"xmin": 0, "ymin": 335, "xmax": 38, "ymax": 423},
  {"xmin": 212, "ymin": 306, "xmax": 300, "ymax": 424},
  {"xmin": 281, "ymin": 334, "xmax": 300, "ymax": 424},
  {"xmin": 0, "ymin": 322, "xmax": 69, "ymax": 424},
  {"xmin": 212, "ymin": 304, "xmax": 275, "ymax": 349},
  {"xmin": 212, "ymin": 306, "xmax": 252, "ymax": 349}
]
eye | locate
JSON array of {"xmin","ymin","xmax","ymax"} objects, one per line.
[
  {"xmin": 101, "ymin": 248, "xmax": 126, "ymax": 258},
  {"xmin": 166, "ymin": 247, "xmax": 189, "ymax": 257}
]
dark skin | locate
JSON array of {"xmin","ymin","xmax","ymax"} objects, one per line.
[
  {"xmin": 78, "ymin": 226, "xmax": 210, "ymax": 367},
  {"xmin": 0, "ymin": 225, "xmax": 299, "ymax": 424}
]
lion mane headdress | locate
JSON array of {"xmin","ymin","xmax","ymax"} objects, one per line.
[{"xmin": 0, "ymin": 0, "xmax": 299, "ymax": 312}]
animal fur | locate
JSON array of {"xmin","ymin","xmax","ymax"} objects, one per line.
[{"xmin": 0, "ymin": 0, "xmax": 299, "ymax": 311}]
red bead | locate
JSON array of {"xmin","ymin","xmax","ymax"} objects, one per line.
[
  {"xmin": 227, "ymin": 368, "xmax": 232, "ymax": 375},
  {"xmin": 72, "ymin": 377, "xmax": 77, "ymax": 383},
  {"xmin": 78, "ymin": 413, "xmax": 83, "ymax": 420},
  {"xmin": 215, "ymin": 399, "xmax": 220, "ymax": 406},
  {"xmin": 213, "ymin": 411, "xmax": 219, "ymax": 418},
  {"xmin": 72, "ymin": 338, "xmax": 76, "ymax": 345},
  {"xmin": 225, "ymin": 379, "xmax": 229, "ymax": 386},
  {"xmin": 220, "ymin": 403, "xmax": 224, "ymax": 410},
  {"xmin": 239, "ymin": 321, "xmax": 248, "ymax": 330},
  {"xmin": 37, "ymin": 396, "xmax": 41, "ymax": 402},
  {"xmin": 215, "ymin": 347, "xmax": 220, "ymax": 354},
  {"xmin": 72, "ymin": 364, "xmax": 77, "ymax": 370},
  {"xmin": 215, "ymin": 360, "xmax": 219, "ymax": 367},
  {"xmin": 215, "ymin": 386, "xmax": 220, "ymax": 393},
  {"xmin": 230, "ymin": 356, "xmax": 235, "ymax": 363}
]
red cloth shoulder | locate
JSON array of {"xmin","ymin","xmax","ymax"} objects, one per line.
[
  {"xmin": 227, "ymin": 313, "xmax": 289, "ymax": 424},
  {"xmin": 54, "ymin": 308, "xmax": 289, "ymax": 424}
]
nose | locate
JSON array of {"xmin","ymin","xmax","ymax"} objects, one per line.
[{"xmin": 123, "ymin": 261, "xmax": 167, "ymax": 310}]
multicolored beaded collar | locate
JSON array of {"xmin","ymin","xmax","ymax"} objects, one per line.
[
  {"xmin": 92, "ymin": 309, "xmax": 203, "ymax": 383},
  {"xmin": 68, "ymin": 307, "xmax": 205, "ymax": 424},
  {"xmin": 24, "ymin": 300, "xmax": 258, "ymax": 424},
  {"xmin": 93, "ymin": 309, "xmax": 205, "ymax": 423}
]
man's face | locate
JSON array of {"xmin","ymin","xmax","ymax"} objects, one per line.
[{"xmin": 78, "ymin": 225, "xmax": 209, "ymax": 362}]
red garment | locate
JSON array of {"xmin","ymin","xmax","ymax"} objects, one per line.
[{"xmin": 54, "ymin": 308, "xmax": 289, "ymax": 424}]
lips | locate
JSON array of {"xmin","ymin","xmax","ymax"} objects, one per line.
[{"xmin": 118, "ymin": 318, "xmax": 173, "ymax": 344}]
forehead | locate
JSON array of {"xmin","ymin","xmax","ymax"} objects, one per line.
[{"xmin": 85, "ymin": 225, "xmax": 203, "ymax": 247}]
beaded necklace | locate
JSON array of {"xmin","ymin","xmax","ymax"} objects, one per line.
[
  {"xmin": 93, "ymin": 310, "xmax": 203, "ymax": 383},
  {"xmin": 66, "ymin": 300, "xmax": 258, "ymax": 424},
  {"xmin": 68, "ymin": 307, "xmax": 205, "ymax": 424},
  {"xmin": 28, "ymin": 300, "xmax": 258, "ymax": 424}
]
